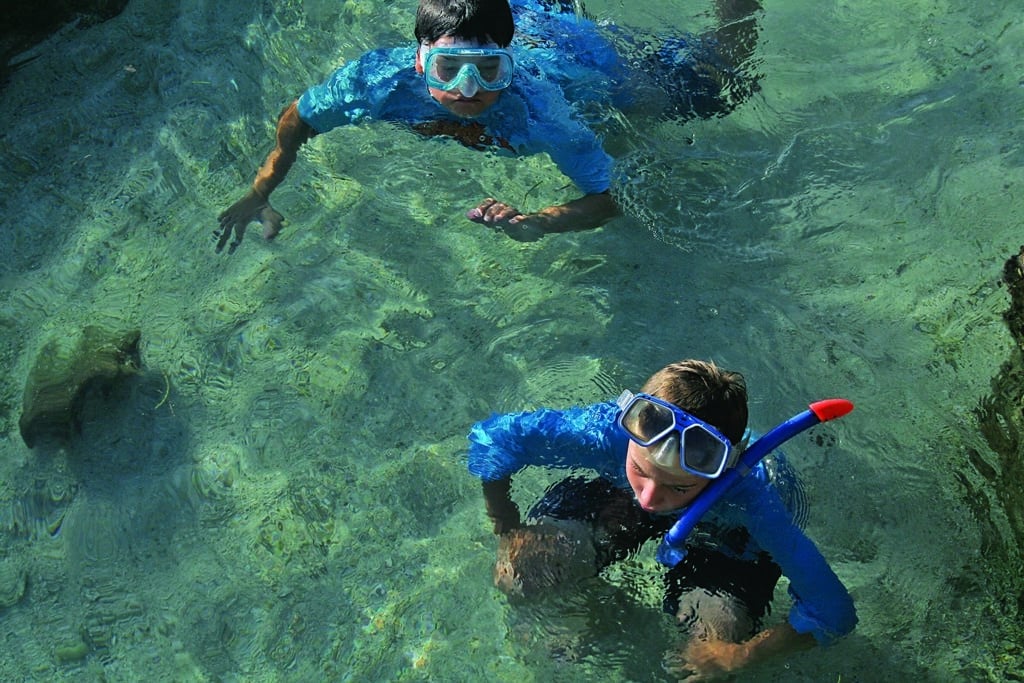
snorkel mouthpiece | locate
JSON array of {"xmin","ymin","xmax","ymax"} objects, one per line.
[{"xmin": 656, "ymin": 399, "xmax": 854, "ymax": 567}]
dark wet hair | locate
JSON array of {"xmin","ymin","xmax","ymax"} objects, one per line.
[
  {"xmin": 641, "ymin": 359, "xmax": 748, "ymax": 445},
  {"xmin": 415, "ymin": 0, "xmax": 515, "ymax": 47}
]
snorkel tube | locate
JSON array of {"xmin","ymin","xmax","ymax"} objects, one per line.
[{"xmin": 657, "ymin": 398, "xmax": 854, "ymax": 567}]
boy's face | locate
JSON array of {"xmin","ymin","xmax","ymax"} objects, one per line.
[
  {"xmin": 416, "ymin": 36, "xmax": 506, "ymax": 118},
  {"xmin": 625, "ymin": 441, "xmax": 711, "ymax": 513}
]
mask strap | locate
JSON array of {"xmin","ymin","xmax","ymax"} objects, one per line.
[
  {"xmin": 728, "ymin": 432, "xmax": 750, "ymax": 475},
  {"xmin": 616, "ymin": 390, "xmax": 634, "ymax": 411}
]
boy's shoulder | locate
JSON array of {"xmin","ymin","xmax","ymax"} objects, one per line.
[
  {"xmin": 299, "ymin": 45, "xmax": 423, "ymax": 131},
  {"xmin": 307, "ymin": 45, "xmax": 418, "ymax": 88},
  {"xmin": 347, "ymin": 45, "xmax": 417, "ymax": 76}
]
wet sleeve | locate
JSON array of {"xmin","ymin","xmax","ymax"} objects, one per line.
[
  {"xmin": 516, "ymin": 77, "xmax": 613, "ymax": 195},
  {"xmin": 297, "ymin": 48, "xmax": 407, "ymax": 134},
  {"xmin": 742, "ymin": 481, "xmax": 858, "ymax": 645},
  {"xmin": 466, "ymin": 403, "xmax": 620, "ymax": 481},
  {"xmin": 545, "ymin": 124, "xmax": 613, "ymax": 195}
]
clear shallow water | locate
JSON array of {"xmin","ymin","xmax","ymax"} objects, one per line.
[{"xmin": 0, "ymin": 0, "xmax": 1021, "ymax": 680}]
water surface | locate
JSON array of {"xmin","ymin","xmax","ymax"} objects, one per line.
[{"xmin": 0, "ymin": 0, "xmax": 1021, "ymax": 680}]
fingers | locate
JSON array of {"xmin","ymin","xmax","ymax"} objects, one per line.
[
  {"xmin": 662, "ymin": 654, "xmax": 698, "ymax": 681},
  {"xmin": 214, "ymin": 219, "xmax": 246, "ymax": 255},
  {"xmin": 465, "ymin": 197, "xmax": 494, "ymax": 221},
  {"xmin": 215, "ymin": 197, "xmax": 283, "ymax": 254},
  {"xmin": 467, "ymin": 198, "xmax": 544, "ymax": 242},
  {"xmin": 215, "ymin": 200, "xmax": 248, "ymax": 254},
  {"xmin": 466, "ymin": 198, "xmax": 526, "ymax": 225}
]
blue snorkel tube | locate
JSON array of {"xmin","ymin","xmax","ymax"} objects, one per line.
[{"xmin": 657, "ymin": 398, "xmax": 854, "ymax": 567}]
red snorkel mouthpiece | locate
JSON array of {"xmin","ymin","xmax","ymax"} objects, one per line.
[{"xmin": 809, "ymin": 398, "xmax": 854, "ymax": 422}]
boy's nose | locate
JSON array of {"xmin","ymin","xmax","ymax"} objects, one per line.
[
  {"xmin": 639, "ymin": 483, "xmax": 663, "ymax": 510},
  {"xmin": 458, "ymin": 77, "xmax": 479, "ymax": 98}
]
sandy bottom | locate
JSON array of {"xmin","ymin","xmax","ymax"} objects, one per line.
[{"xmin": 0, "ymin": 0, "xmax": 1021, "ymax": 680}]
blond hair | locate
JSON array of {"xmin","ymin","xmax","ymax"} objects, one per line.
[{"xmin": 641, "ymin": 359, "xmax": 748, "ymax": 444}]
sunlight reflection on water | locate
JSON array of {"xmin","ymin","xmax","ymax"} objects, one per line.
[{"xmin": 0, "ymin": 0, "xmax": 1022, "ymax": 680}]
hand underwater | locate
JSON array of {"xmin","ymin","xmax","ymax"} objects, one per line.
[
  {"xmin": 493, "ymin": 520, "xmax": 597, "ymax": 598},
  {"xmin": 216, "ymin": 190, "xmax": 285, "ymax": 254},
  {"xmin": 467, "ymin": 197, "xmax": 545, "ymax": 242},
  {"xmin": 665, "ymin": 638, "xmax": 746, "ymax": 681}
]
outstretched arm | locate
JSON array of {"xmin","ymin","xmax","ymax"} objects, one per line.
[
  {"xmin": 216, "ymin": 100, "xmax": 314, "ymax": 254},
  {"xmin": 466, "ymin": 192, "xmax": 619, "ymax": 242},
  {"xmin": 669, "ymin": 472, "xmax": 857, "ymax": 678}
]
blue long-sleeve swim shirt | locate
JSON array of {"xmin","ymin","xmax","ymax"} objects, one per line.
[
  {"xmin": 297, "ymin": 44, "xmax": 615, "ymax": 195},
  {"xmin": 295, "ymin": 0, "xmax": 642, "ymax": 196},
  {"xmin": 467, "ymin": 400, "xmax": 858, "ymax": 645}
]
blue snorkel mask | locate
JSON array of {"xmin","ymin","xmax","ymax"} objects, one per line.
[
  {"xmin": 617, "ymin": 395, "xmax": 854, "ymax": 567},
  {"xmin": 617, "ymin": 391, "xmax": 741, "ymax": 479},
  {"xmin": 420, "ymin": 45, "xmax": 515, "ymax": 97}
]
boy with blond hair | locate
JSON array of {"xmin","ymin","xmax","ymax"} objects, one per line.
[{"xmin": 469, "ymin": 359, "xmax": 857, "ymax": 678}]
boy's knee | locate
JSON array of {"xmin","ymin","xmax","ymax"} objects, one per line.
[{"xmin": 675, "ymin": 588, "xmax": 755, "ymax": 643}]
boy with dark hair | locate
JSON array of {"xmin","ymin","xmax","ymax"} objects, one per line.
[
  {"xmin": 216, "ymin": 0, "xmax": 762, "ymax": 253},
  {"xmin": 468, "ymin": 359, "xmax": 857, "ymax": 678}
]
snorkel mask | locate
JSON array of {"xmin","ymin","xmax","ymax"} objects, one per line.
[
  {"xmin": 616, "ymin": 391, "xmax": 740, "ymax": 479},
  {"xmin": 419, "ymin": 44, "xmax": 515, "ymax": 97}
]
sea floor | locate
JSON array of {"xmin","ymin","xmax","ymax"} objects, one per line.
[{"xmin": 0, "ymin": 0, "xmax": 1022, "ymax": 680}]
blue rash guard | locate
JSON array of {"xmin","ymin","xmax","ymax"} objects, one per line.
[
  {"xmin": 296, "ymin": 0, "xmax": 736, "ymax": 194},
  {"xmin": 297, "ymin": 44, "xmax": 615, "ymax": 196},
  {"xmin": 466, "ymin": 401, "xmax": 858, "ymax": 646},
  {"xmin": 294, "ymin": 0, "xmax": 651, "ymax": 196}
]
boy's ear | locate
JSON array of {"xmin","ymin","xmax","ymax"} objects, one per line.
[{"xmin": 415, "ymin": 47, "xmax": 424, "ymax": 74}]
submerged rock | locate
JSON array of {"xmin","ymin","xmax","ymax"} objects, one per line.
[
  {"xmin": 18, "ymin": 325, "xmax": 141, "ymax": 448},
  {"xmin": 962, "ymin": 246, "xmax": 1024, "ymax": 652},
  {"xmin": 1002, "ymin": 246, "xmax": 1024, "ymax": 342},
  {"xmin": 2, "ymin": 0, "xmax": 129, "ymax": 89},
  {"xmin": 963, "ymin": 245, "xmax": 1024, "ymax": 679},
  {"xmin": 975, "ymin": 247, "xmax": 1024, "ymax": 553}
]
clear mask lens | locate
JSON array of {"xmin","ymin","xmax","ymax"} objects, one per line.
[
  {"xmin": 680, "ymin": 425, "xmax": 730, "ymax": 477},
  {"xmin": 621, "ymin": 400, "xmax": 675, "ymax": 444},
  {"xmin": 422, "ymin": 47, "xmax": 514, "ymax": 93},
  {"xmin": 617, "ymin": 393, "xmax": 733, "ymax": 479}
]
